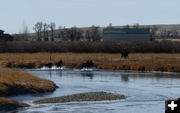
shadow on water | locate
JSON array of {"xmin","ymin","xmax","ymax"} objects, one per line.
[
  {"xmin": 57, "ymin": 70, "xmax": 62, "ymax": 77},
  {"xmin": 121, "ymin": 75, "xmax": 129, "ymax": 82},
  {"xmin": 49, "ymin": 70, "xmax": 52, "ymax": 80},
  {"xmin": 48, "ymin": 69, "xmax": 63, "ymax": 80},
  {"xmin": 80, "ymin": 71, "xmax": 94, "ymax": 79}
]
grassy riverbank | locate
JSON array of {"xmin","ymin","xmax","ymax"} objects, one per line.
[
  {"xmin": 0, "ymin": 68, "xmax": 57, "ymax": 111},
  {"xmin": 0, "ymin": 68, "xmax": 56, "ymax": 96},
  {"xmin": 0, "ymin": 97, "xmax": 29, "ymax": 111},
  {"xmin": 0, "ymin": 53, "xmax": 180, "ymax": 72}
]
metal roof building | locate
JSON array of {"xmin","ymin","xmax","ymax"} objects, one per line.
[{"xmin": 103, "ymin": 28, "xmax": 151, "ymax": 41}]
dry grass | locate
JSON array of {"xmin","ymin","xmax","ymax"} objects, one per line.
[
  {"xmin": 0, "ymin": 68, "xmax": 56, "ymax": 96},
  {"xmin": 0, "ymin": 53, "xmax": 180, "ymax": 72},
  {"xmin": 0, "ymin": 68, "xmax": 56, "ymax": 111}
]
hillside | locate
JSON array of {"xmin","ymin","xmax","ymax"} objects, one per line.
[{"xmin": 13, "ymin": 24, "xmax": 180, "ymax": 41}]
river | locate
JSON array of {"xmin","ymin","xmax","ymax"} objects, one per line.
[{"xmin": 9, "ymin": 69, "xmax": 180, "ymax": 113}]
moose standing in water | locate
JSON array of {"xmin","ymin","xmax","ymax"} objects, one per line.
[{"xmin": 80, "ymin": 60, "xmax": 95, "ymax": 69}]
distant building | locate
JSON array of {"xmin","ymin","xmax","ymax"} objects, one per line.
[
  {"xmin": 0, "ymin": 29, "xmax": 13, "ymax": 41},
  {"xmin": 103, "ymin": 28, "xmax": 151, "ymax": 41}
]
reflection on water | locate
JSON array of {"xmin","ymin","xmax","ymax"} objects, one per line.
[
  {"xmin": 55, "ymin": 70, "xmax": 62, "ymax": 77},
  {"xmin": 46, "ymin": 70, "xmax": 94, "ymax": 79},
  {"xmin": 81, "ymin": 71, "xmax": 94, "ymax": 79},
  {"xmin": 121, "ymin": 75, "xmax": 129, "ymax": 82},
  {"xmin": 47, "ymin": 69, "xmax": 63, "ymax": 80},
  {"xmin": 122, "ymin": 73, "xmax": 180, "ymax": 79},
  {"xmin": 119, "ymin": 73, "xmax": 180, "ymax": 83},
  {"xmin": 15, "ymin": 70, "xmax": 180, "ymax": 113}
]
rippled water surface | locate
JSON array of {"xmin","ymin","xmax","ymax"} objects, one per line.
[{"xmin": 10, "ymin": 69, "xmax": 180, "ymax": 113}]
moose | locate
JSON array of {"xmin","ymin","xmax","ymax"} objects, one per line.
[
  {"xmin": 42, "ymin": 60, "xmax": 64, "ymax": 68},
  {"xmin": 80, "ymin": 60, "xmax": 95, "ymax": 69},
  {"xmin": 121, "ymin": 49, "xmax": 129, "ymax": 58}
]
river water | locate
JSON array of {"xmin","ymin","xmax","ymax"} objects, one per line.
[{"xmin": 10, "ymin": 69, "xmax": 180, "ymax": 113}]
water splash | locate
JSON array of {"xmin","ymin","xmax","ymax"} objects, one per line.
[{"xmin": 40, "ymin": 66, "xmax": 65, "ymax": 70}]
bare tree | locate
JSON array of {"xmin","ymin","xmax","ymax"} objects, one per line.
[
  {"xmin": 107, "ymin": 23, "xmax": 113, "ymax": 28},
  {"xmin": 150, "ymin": 26, "xmax": 158, "ymax": 39},
  {"xmin": 90, "ymin": 25, "xmax": 101, "ymax": 41},
  {"xmin": 21, "ymin": 22, "xmax": 29, "ymax": 40},
  {"xmin": 67, "ymin": 27, "xmax": 77, "ymax": 41},
  {"xmin": 76, "ymin": 29, "xmax": 83, "ymax": 40},
  {"xmin": 85, "ymin": 30, "xmax": 91, "ymax": 41},
  {"xmin": 33, "ymin": 22, "xmax": 43, "ymax": 41},
  {"xmin": 133, "ymin": 23, "xmax": 140, "ymax": 29},
  {"xmin": 171, "ymin": 30, "xmax": 178, "ymax": 38},
  {"xmin": 48, "ymin": 22, "xmax": 56, "ymax": 41},
  {"xmin": 57, "ymin": 26, "xmax": 62, "ymax": 39},
  {"xmin": 66, "ymin": 27, "xmax": 83, "ymax": 41},
  {"xmin": 57, "ymin": 27, "xmax": 68, "ymax": 40},
  {"xmin": 124, "ymin": 24, "xmax": 130, "ymax": 29},
  {"xmin": 58, "ymin": 26, "xmax": 66, "ymax": 40},
  {"xmin": 43, "ymin": 23, "xmax": 49, "ymax": 41},
  {"xmin": 165, "ymin": 30, "xmax": 178, "ymax": 38}
]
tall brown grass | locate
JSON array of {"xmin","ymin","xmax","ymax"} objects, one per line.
[
  {"xmin": 0, "ymin": 53, "xmax": 180, "ymax": 72},
  {"xmin": 0, "ymin": 68, "xmax": 56, "ymax": 96},
  {"xmin": 0, "ymin": 97, "xmax": 28, "ymax": 111}
]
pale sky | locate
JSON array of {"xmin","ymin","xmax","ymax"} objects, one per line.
[{"xmin": 0, "ymin": 0, "xmax": 180, "ymax": 34}]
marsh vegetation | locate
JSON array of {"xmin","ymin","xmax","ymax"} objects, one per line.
[{"xmin": 0, "ymin": 53, "xmax": 180, "ymax": 72}]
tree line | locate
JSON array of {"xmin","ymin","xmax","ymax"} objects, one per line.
[
  {"xmin": 33, "ymin": 22, "xmax": 102, "ymax": 41},
  {"xmin": 0, "ymin": 41, "xmax": 180, "ymax": 53},
  {"xmin": 13, "ymin": 22, "xmax": 180, "ymax": 41}
]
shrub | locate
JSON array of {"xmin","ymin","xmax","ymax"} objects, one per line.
[{"xmin": 0, "ymin": 41, "xmax": 180, "ymax": 53}]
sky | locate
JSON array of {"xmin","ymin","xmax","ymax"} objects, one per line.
[{"xmin": 0, "ymin": 0, "xmax": 180, "ymax": 34}]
